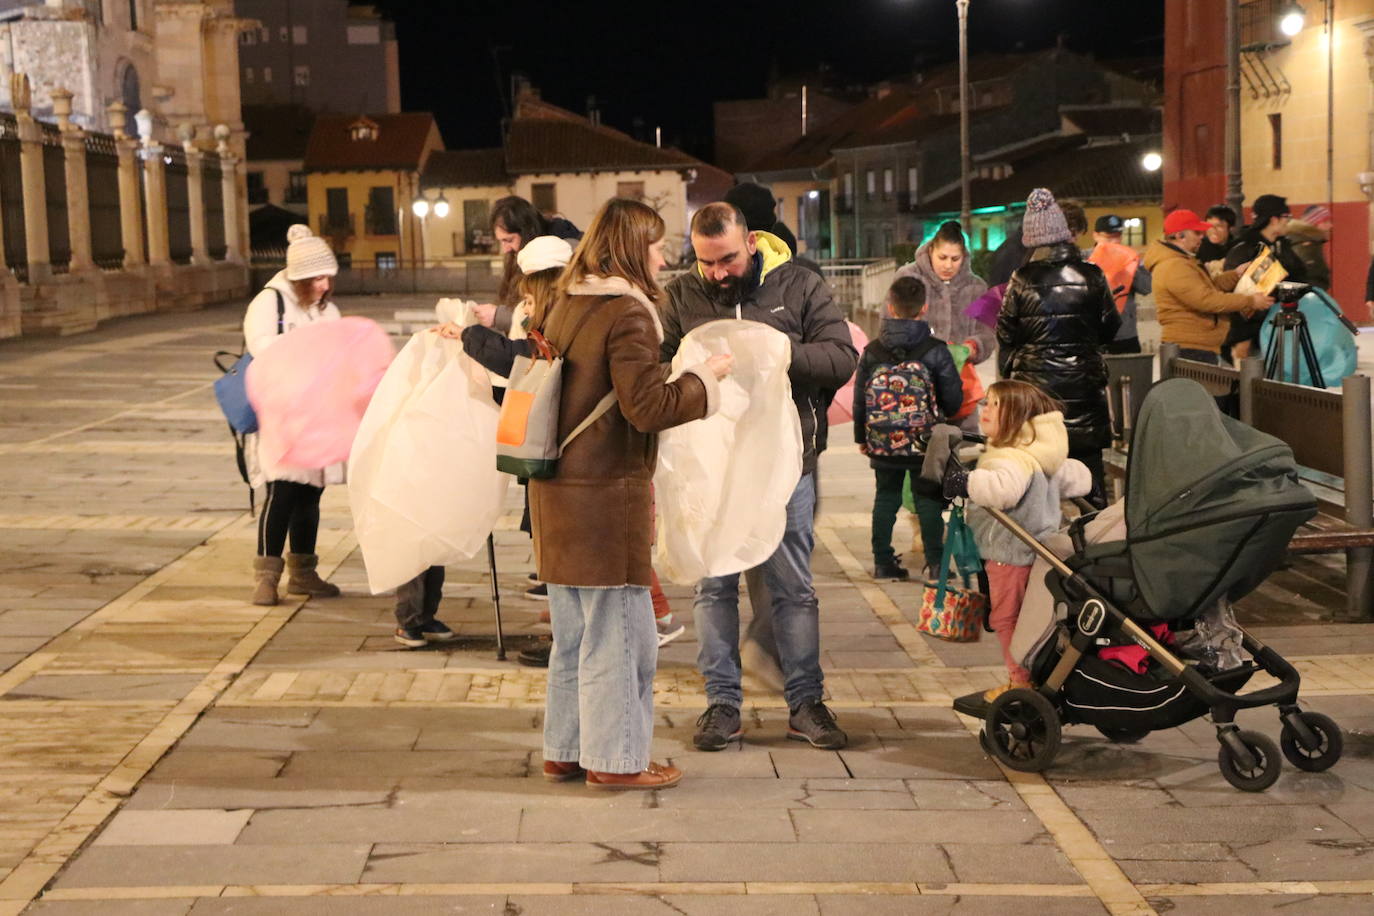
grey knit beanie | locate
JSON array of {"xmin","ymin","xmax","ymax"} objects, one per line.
[{"xmin": 1021, "ymin": 188, "xmax": 1073, "ymax": 247}]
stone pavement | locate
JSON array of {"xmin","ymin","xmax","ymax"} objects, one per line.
[{"xmin": 0, "ymin": 298, "xmax": 1372, "ymax": 916}]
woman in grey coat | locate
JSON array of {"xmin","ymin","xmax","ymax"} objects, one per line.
[{"xmin": 895, "ymin": 221, "xmax": 993, "ymax": 364}]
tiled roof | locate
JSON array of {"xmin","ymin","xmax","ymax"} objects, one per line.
[
  {"xmin": 504, "ymin": 117, "xmax": 699, "ymax": 174},
  {"xmin": 304, "ymin": 113, "xmax": 439, "ymax": 172},
  {"xmin": 244, "ymin": 105, "xmax": 314, "ymax": 161},
  {"xmin": 920, "ymin": 135, "xmax": 1162, "ymax": 212},
  {"xmin": 741, "ymin": 89, "xmax": 925, "ymax": 173},
  {"xmin": 1061, "ymin": 105, "xmax": 1162, "ymax": 139},
  {"xmin": 420, "ymin": 148, "xmax": 509, "ymax": 188}
]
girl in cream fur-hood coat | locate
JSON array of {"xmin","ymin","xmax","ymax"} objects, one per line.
[{"xmin": 965, "ymin": 409, "xmax": 1092, "ymax": 567}]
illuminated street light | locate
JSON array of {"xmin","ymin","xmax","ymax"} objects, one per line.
[
  {"xmin": 411, "ymin": 196, "xmax": 430, "ymax": 219},
  {"xmin": 433, "ymin": 193, "xmax": 450, "ymax": 219},
  {"xmin": 1142, "ymin": 152, "xmax": 1163, "ymax": 172},
  {"xmin": 1279, "ymin": 2, "xmax": 1305, "ymax": 37}
]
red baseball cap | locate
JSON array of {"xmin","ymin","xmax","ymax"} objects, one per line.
[{"xmin": 1163, "ymin": 209, "xmax": 1210, "ymax": 235}]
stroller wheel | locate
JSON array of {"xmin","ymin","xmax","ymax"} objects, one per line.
[
  {"xmin": 1095, "ymin": 724, "xmax": 1150, "ymax": 744},
  {"xmin": 1279, "ymin": 712, "xmax": 1343, "ymax": 773},
  {"xmin": 1217, "ymin": 730, "xmax": 1282, "ymax": 792},
  {"xmin": 984, "ymin": 688, "xmax": 1061, "ymax": 772}
]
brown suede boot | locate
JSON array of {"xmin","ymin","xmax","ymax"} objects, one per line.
[
  {"xmin": 252, "ymin": 556, "xmax": 285, "ymax": 606},
  {"xmin": 285, "ymin": 553, "xmax": 341, "ymax": 597}
]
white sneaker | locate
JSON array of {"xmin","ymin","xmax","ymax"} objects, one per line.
[{"xmin": 656, "ymin": 617, "xmax": 685, "ymax": 648}]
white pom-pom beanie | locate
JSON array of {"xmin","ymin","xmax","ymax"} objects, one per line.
[{"xmin": 285, "ymin": 224, "xmax": 339, "ymax": 281}]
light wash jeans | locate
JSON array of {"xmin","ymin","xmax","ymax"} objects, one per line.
[
  {"xmin": 693, "ymin": 473, "xmax": 823, "ymax": 710},
  {"xmin": 543, "ymin": 583, "xmax": 657, "ymax": 773}
]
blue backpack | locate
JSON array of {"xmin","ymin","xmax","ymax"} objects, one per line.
[
  {"xmin": 213, "ymin": 290, "xmax": 284, "ymax": 434},
  {"xmin": 863, "ymin": 338, "xmax": 942, "ymax": 457}
]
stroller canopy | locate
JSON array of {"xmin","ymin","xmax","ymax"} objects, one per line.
[{"xmin": 1125, "ymin": 378, "xmax": 1316, "ymax": 619}]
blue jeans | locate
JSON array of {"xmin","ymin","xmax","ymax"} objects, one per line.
[
  {"xmin": 543, "ymin": 584, "xmax": 657, "ymax": 773},
  {"xmin": 693, "ymin": 473, "xmax": 823, "ymax": 710}
]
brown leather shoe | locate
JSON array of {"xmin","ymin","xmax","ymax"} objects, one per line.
[
  {"xmin": 542, "ymin": 760, "xmax": 585, "ymax": 782},
  {"xmin": 586, "ymin": 761, "xmax": 682, "ymax": 791}
]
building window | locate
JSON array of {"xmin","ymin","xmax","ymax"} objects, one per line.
[
  {"xmin": 375, "ymin": 252, "xmax": 398, "ymax": 271},
  {"xmin": 349, "ymin": 117, "xmax": 379, "ymax": 142},
  {"xmin": 239, "ymin": 28, "xmax": 256, "ymax": 46},
  {"xmin": 244, "ymin": 67, "xmax": 254, "ymax": 84},
  {"xmin": 1269, "ymin": 113, "xmax": 1282, "ymax": 169},
  {"xmin": 348, "ymin": 24, "xmax": 381, "ymax": 44},
  {"xmin": 843, "ymin": 173, "xmax": 854, "ymax": 205},
  {"xmin": 279, "ymin": 26, "xmax": 289, "ymax": 42},
  {"xmin": 246, "ymin": 171, "xmax": 267, "ymax": 205},
  {"xmin": 292, "ymin": 25, "xmax": 308, "ymax": 45},
  {"xmin": 128, "ymin": 0, "xmax": 138, "ymax": 31},
  {"xmin": 907, "ymin": 166, "xmax": 918, "ymax": 194},
  {"xmin": 324, "ymin": 188, "xmax": 350, "ymax": 235},
  {"xmin": 531, "ymin": 182, "xmax": 557, "ymax": 214},
  {"xmin": 1122, "ymin": 217, "xmax": 1146, "ymax": 248},
  {"xmin": 286, "ymin": 171, "xmax": 307, "ymax": 204},
  {"xmin": 366, "ymin": 186, "xmax": 398, "ymax": 236},
  {"xmin": 262, "ymin": 67, "xmax": 272, "ymax": 84},
  {"xmin": 294, "ymin": 65, "xmax": 310, "ymax": 87},
  {"xmin": 866, "ymin": 170, "xmax": 876, "ymax": 199},
  {"xmin": 883, "ymin": 169, "xmax": 894, "ymax": 197},
  {"xmin": 616, "ymin": 181, "xmax": 645, "ymax": 200},
  {"xmin": 260, "ymin": 26, "xmax": 269, "ymax": 43}
]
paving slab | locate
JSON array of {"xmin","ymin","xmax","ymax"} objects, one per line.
[
  {"xmin": 361, "ymin": 842, "xmax": 660, "ymax": 883},
  {"xmin": 656, "ymin": 842, "xmax": 955, "ymax": 883},
  {"xmin": 51, "ymin": 843, "xmax": 372, "ymax": 887},
  {"xmin": 94, "ymin": 809, "xmax": 253, "ymax": 846}
]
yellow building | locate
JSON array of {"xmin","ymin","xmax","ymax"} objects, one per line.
[{"xmin": 303, "ymin": 113, "xmax": 443, "ymax": 269}]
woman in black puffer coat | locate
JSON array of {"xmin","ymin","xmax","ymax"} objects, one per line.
[{"xmin": 997, "ymin": 189, "xmax": 1120, "ymax": 503}]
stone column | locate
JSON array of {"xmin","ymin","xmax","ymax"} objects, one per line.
[
  {"xmin": 182, "ymin": 126, "xmax": 209, "ymax": 266},
  {"xmin": 139, "ymin": 111, "xmax": 171, "ymax": 269},
  {"xmin": 109, "ymin": 104, "xmax": 145, "ymax": 268},
  {"xmin": 215, "ymin": 125, "xmax": 243, "ymax": 263},
  {"xmin": 53, "ymin": 89, "xmax": 95, "ymax": 273},
  {"xmin": 12, "ymin": 75, "xmax": 49, "ymax": 282}
]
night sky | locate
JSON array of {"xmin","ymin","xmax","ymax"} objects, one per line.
[{"xmin": 364, "ymin": 0, "xmax": 1165, "ymax": 161}]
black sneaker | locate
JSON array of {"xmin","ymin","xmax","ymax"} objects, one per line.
[
  {"xmin": 693, "ymin": 703, "xmax": 743, "ymax": 751},
  {"xmin": 525, "ymin": 582, "xmax": 548, "ymax": 600},
  {"xmin": 527, "ymin": 572, "xmax": 539, "ymax": 582},
  {"xmin": 788, "ymin": 701, "xmax": 848, "ymax": 749},
  {"xmin": 873, "ymin": 560, "xmax": 910, "ymax": 581},
  {"xmin": 420, "ymin": 619, "xmax": 456, "ymax": 642},
  {"xmin": 394, "ymin": 627, "xmax": 426, "ymax": 648},
  {"xmin": 517, "ymin": 644, "xmax": 550, "ymax": 667}
]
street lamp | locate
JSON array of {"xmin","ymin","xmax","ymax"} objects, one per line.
[
  {"xmin": 1279, "ymin": 2, "xmax": 1306, "ymax": 37},
  {"xmin": 433, "ymin": 193, "xmax": 450, "ymax": 220},
  {"xmin": 956, "ymin": 0, "xmax": 971, "ymax": 235},
  {"xmin": 411, "ymin": 196, "xmax": 430, "ymax": 218},
  {"xmin": 1141, "ymin": 151, "xmax": 1163, "ymax": 172}
]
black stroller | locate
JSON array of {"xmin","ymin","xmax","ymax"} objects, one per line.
[{"xmin": 932, "ymin": 378, "xmax": 1343, "ymax": 792}]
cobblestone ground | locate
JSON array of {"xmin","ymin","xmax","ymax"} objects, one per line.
[{"xmin": 0, "ymin": 298, "xmax": 1372, "ymax": 916}]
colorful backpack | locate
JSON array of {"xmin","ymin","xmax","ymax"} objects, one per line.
[{"xmin": 863, "ymin": 338, "xmax": 942, "ymax": 457}]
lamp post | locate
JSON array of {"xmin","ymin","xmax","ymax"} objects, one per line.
[
  {"xmin": 956, "ymin": 0, "xmax": 971, "ymax": 235},
  {"xmin": 1225, "ymin": 0, "xmax": 1244, "ymax": 218},
  {"xmin": 411, "ymin": 194, "xmax": 430, "ymax": 268}
]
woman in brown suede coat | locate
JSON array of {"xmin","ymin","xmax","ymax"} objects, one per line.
[{"xmin": 533, "ymin": 198, "xmax": 733, "ymax": 790}]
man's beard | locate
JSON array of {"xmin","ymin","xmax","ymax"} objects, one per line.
[{"xmin": 704, "ymin": 258, "xmax": 758, "ymax": 308}]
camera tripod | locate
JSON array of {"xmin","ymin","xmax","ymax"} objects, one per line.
[{"xmin": 1263, "ymin": 302, "xmax": 1325, "ymax": 388}]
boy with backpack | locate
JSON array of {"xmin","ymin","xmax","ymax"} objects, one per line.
[{"xmin": 854, "ymin": 276, "xmax": 964, "ymax": 581}]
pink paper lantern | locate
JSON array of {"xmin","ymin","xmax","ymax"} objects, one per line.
[
  {"xmin": 247, "ymin": 316, "xmax": 394, "ymax": 469},
  {"xmin": 827, "ymin": 320, "xmax": 870, "ymax": 426}
]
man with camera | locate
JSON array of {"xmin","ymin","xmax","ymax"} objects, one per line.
[{"xmin": 1144, "ymin": 209, "xmax": 1273, "ymax": 365}]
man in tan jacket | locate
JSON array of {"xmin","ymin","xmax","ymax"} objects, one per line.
[{"xmin": 1143, "ymin": 209, "xmax": 1272, "ymax": 365}]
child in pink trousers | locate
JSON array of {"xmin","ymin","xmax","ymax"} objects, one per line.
[{"xmin": 965, "ymin": 380, "xmax": 1091, "ymax": 701}]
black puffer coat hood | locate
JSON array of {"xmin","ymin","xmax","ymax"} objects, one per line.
[{"xmin": 997, "ymin": 242, "xmax": 1121, "ymax": 452}]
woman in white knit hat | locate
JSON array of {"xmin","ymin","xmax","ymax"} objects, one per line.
[{"xmin": 243, "ymin": 225, "xmax": 346, "ymax": 605}]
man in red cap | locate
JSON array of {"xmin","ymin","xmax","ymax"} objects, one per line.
[{"xmin": 1143, "ymin": 209, "xmax": 1273, "ymax": 365}]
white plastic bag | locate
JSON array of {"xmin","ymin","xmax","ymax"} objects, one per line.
[
  {"xmin": 654, "ymin": 319, "xmax": 802, "ymax": 584},
  {"xmin": 348, "ymin": 329, "xmax": 509, "ymax": 594}
]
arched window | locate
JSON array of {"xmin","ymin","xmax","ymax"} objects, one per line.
[{"xmin": 120, "ymin": 63, "xmax": 142, "ymax": 136}]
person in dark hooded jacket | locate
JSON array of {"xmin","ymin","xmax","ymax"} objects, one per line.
[
  {"xmin": 853, "ymin": 276, "xmax": 962, "ymax": 580},
  {"xmin": 998, "ymin": 189, "xmax": 1119, "ymax": 505}
]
